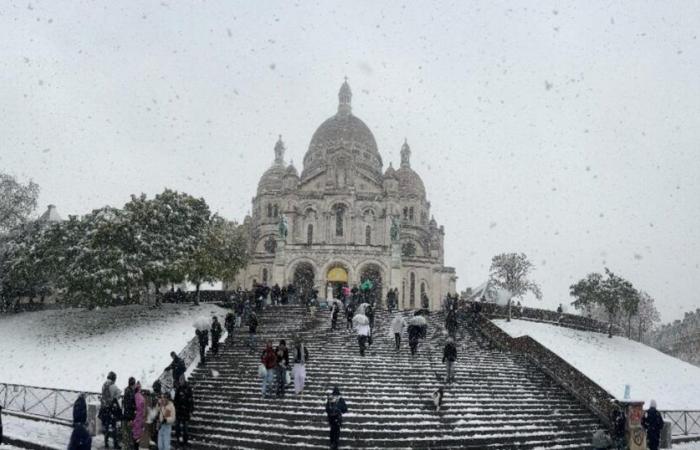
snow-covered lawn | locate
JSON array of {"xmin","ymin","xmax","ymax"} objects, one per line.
[
  {"xmin": 0, "ymin": 303, "xmax": 226, "ymax": 392},
  {"xmin": 494, "ymin": 319, "xmax": 700, "ymax": 410},
  {"xmin": 1, "ymin": 414, "xmax": 68, "ymax": 450}
]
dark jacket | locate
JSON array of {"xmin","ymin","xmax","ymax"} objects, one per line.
[
  {"xmin": 122, "ymin": 385, "xmax": 136, "ymax": 421},
  {"xmin": 211, "ymin": 320, "xmax": 222, "ymax": 341},
  {"xmin": 72, "ymin": 394, "xmax": 87, "ymax": 425},
  {"xmin": 325, "ymin": 393, "xmax": 348, "ymax": 426},
  {"xmin": 408, "ymin": 324, "xmax": 421, "ymax": 341},
  {"xmin": 249, "ymin": 314, "xmax": 258, "ymax": 333},
  {"xmin": 166, "ymin": 356, "xmax": 187, "ymax": 382},
  {"xmin": 261, "ymin": 347, "xmax": 277, "ymax": 370},
  {"xmin": 275, "ymin": 345, "xmax": 289, "ymax": 366},
  {"xmin": 443, "ymin": 342, "xmax": 457, "ymax": 362},
  {"xmin": 642, "ymin": 407, "xmax": 664, "ymax": 441},
  {"xmin": 293, "ymin": 345, "xmax": 309, "ymax": 364},
  {"xmin": 224, "ymin": 313, "xmax": 235, "ymax": 332},
  {"xmin": 174, "ymin": 383, "xmax": 194, "ymax": 421},
  {"xmin": 67, "ymin": 424, "xmax": 92, "ymax": 450},
  {"xmin": 196, "ymin": 329, "xmax": 209, "ymax": 347}
]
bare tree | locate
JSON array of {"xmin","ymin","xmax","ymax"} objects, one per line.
[
  {"xmin": 0, "ymin": 173, "xmax": 40, "ymax": 234},
  {"xmin": 489, "ymin": 252, "xmax": 542, "ymax": 322}
]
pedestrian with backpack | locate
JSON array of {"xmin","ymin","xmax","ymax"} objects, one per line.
[
  {"xmin": 325, "ymin": 386, "xmax": 348, "ymax": 450},
  {"xmin": 442, "ymin": 337, "xmax": 457, "ymax": 383}
]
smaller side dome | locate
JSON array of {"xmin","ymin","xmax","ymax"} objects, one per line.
[
  {"xmin": 383, "ymin": 162, "xmax": 398, "ymax": 180},
  {"xmin": 257, "ymin": 136, "xmax": 287, "ymax": 195},
  {"xmin": 284, "ymin": 161, "xmax": 299, "ymax": 178}
]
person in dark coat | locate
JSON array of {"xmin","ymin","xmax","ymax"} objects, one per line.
[
  {"xmin": 325, "ymin": 386, "xmax": 348, "ymax": 450},
  {"xmin": 408, "ymin": 323, "xmax": 421, "ymax": 356},
  {"xmin": 196, "ymin": 327, "xmax": 209, "ymax": 366},
  {"xmin": 445, "ymin": 309, "xmax": 458, "ymax": 337},
  {"xmin": 174, "ymin": 375, "xmax": 194, "ymax": 447},
  {"xmin": 275, "ymin": 339, "xmax": 289, "ymax": 397},
  {"xmin": 442, "ymin": 338, "xmax": 457, "ymax": 383},
  {"xmin": 271, "ymin": 284, "xmax": 281, "ymax": 305},
  {"xmin": 121, "ymin": 377, "xmax": 136, "ymax": 450},
  {"xmin": 224, "ymin": 312, "xmax": 235, "ymax": 338},
  {"xmin": 247, "ymin": 311, "xmax": 259, "ymax": 353},
  {"xmin": 165, "ymin": 352, "xmax": 187, "ymax": 388},
  {"xmin": 345, "ymin": 301, "xmax": 355, "ymax": 330},
  {"xmin": 73, "ymin": 393, "xmax": 87, "ymax": 425},
  {"xmin": 642, "ymin": 399, "xmax": 664, "ymax": 450},
  {"xmin": 0, "ymin": 404, "xmax": 4, "ymax": 444},
  {"xmin": 68, "ymin": 422, "xmax": 92, "ymax": 450},
  {"xmin": 366, "ymin": 303, "xmax": 375, "ymax": 332},
  {"xmin": 211, "ymin": 316, "xmax": 223, "ymax": 357},
  {"xmin": 99, "ymin": 371, "xmax": 122, "ymax": 449},
  {"xmin": 331, "ymin": 303, "xmax": 339, "ymax": 330},
  {"xmin": 611, "ymin": 407, "xmax": 626, "ymax": 449}
]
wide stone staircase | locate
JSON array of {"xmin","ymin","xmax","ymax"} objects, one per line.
[{"xmin": 186, "ymin": 305, "xmax": 601, "ymax": 449}]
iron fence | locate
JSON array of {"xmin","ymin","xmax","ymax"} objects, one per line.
[
  {"xmin": 661, "ymin": 410, "xmax": 700, "ymax": 438},
  {"xmin": 0, "ymin": 383, "xmax": 99, "ymax": 423}
]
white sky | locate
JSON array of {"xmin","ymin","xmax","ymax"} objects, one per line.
[{"xmin": 1, "ymin": 1, "xmax": 699, "ymax": 323}]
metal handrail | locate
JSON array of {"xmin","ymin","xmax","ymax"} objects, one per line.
[
  {"xmin": 660, "ymin": 410, "xmax": 700, "ymax": 438},
  {"xmin": 0, "ymin": 383, "xmax": 99, "ymax": 423}
]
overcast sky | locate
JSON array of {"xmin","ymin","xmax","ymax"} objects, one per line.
[{"xmin": 2, "ymin": 1, "xmax": 699, "ymax": 323}]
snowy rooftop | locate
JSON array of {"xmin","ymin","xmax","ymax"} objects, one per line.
[
  {"xmin": 0, "ymin": 303, "xmax": 226, "ymax": 391},
  {"xmin": 493, "ymin": 319, "xmax": 700, "ymax": 410}
]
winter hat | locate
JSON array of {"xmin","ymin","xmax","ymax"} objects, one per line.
[
  {"xmin": 107, "ymin": 371, "xmax": 117, "ymax": 382},
  {"xmin": 650, "ymin": 399, "xmax": 657, "ymax": 408},
  {"xmin": 331, "ymin": 386, "xmax": 341, "ymax": 396}
]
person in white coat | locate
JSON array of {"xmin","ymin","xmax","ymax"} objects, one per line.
[
  {"xmin": 355, "ymin": 322, "xmax": 371, "ymax": 356},
  {"xmin": 390, "ymin": 315, "xmax": 407, "ymax": 351}
]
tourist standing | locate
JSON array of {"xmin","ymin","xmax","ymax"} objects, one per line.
[
  {"xmin": 386, "ymin": 288, "xmax": 396, "ymax": 312},
  {"xmin": 366, "ymin": 302, "xmax": 375, "ymax": 332},
  {"xmin": 195, "ymin": 325, "xmax": 209, "ymax": 367},
  {"xmin": 247, "ymin": 311, "xmax": 259, "ymax": 353},
  {"xmin": 445, "ymin": 309, "xmax": 458, "ymax": 337},
  {"xmin": 157, "ymin": 393, "xmax": 176, "ymax": 450},
  {"xmin": 224, "ymin": 312, "xmax": 235, "ymax": 340},
  {"xmin": 68, "ymin": 394, "xmax": 92, "ymax": 450},
  {"xmin": 345, "ymin": 301, "xmax": 356, "ymax": 331},
  {"xmin": 211, "ymin": 316, "xmax": 222, "ymax": 357},
  {"xmin": 164, "ymin": 352, "xmax": 186, "ymax": 388},
  {"xmin": 292, "ymin": 339, "xmax": 310, "ymax": 395},
  {"xmin": 331, "ymin": 303, "xmax": 340, "ymax": 330},
  {"xmin": 642, "ymin": 400, "xmax": 664, "ymax": 450},
  {"xmin": 132, "ymin": 383, "xmax": 146, "ymax": 448},
  {"xmin": 356, "ymin": 320, "xmax": 371, "ymax": 356},
  {"xmin": 122, "ymin": 377, "xmax": 137, "ymax": 450},
  {"xmin": 261, "ymin": 341, "xmax": 277, "ymax": 398},
  {"xmin": 272, "ymin": 283, "xmax": 281, "ymax": 305},
  {"xmin": 174, "ymin": 375, "xmax": 194, "ymax": 447},
  {"xmin": 99, "ymin": 371, "xmax": 122, "ymax": 449},
  {"xmin": 325, "ymin": 386, "xmax": 348, "ymax": 450},
  {"xmin": 408, "ymin": 322, "xmax": 421, "ymax": 356},
  {"xmin": 442, "ymin": 338, "xmax": 457, "ymax": 383},
  {"xmin": 275, "ymin": 339, "xmax": 289, "ymax": 397},
  {"xmin": 390, "ymin": 314, "xmax": 407, "ymax": 351}
]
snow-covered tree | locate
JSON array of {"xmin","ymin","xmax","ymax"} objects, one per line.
[
  {"xmin": 635, "ymin": 291, "xmax": 660, "ymax": 343},
  {"xmin": 0, "ymin": 173, "xmax": 39, "ymax": 234},
  {"xmin": 489, "ymin": 252, "xmax": 542, "ymax": 322},
  {"xmin": 186, "ymin": 215, "xmax": 249, "ymax": 304},
  {"xmin": 570, "ymin": 268, "xmax": 638, "ymax": 338}
]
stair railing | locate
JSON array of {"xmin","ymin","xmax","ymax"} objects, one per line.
[{"xmin": 0, "ymin": 382, "xmax": 99, "ymax": 424}]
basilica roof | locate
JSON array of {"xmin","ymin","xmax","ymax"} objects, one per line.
[
  {"xmin": 301, "ymin": 80, "xmax": 383, "ymax": 181},
  {"xmin": 257, "ymin": 136, "xmax": 287, "ymax": 194},
  {"xmin": 395, "ymin": 139, "xmax": 426, "ymax": 198}
]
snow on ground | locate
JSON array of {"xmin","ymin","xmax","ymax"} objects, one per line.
[
  {"xmin": 1, "ymin": 413, "xmax": 68, "ymax": 449},
  {"xmin": 494, "ymin": 319, "xmax": 700, "ymax": 410},
  {"xmin": 0, "ymin": 303, "xmax": 226, "ymax": 391}
]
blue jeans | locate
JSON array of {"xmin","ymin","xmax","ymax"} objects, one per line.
[
  {"xmin": 158, "ymin": 423, "xmax": 172, "ymax": 450},
  {"xmin": 261, "ymin": 368, "xmax": 274, "ymax": 396}
]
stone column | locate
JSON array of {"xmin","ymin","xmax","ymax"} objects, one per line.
[
  {"xmin": 272, "ymin": 238, "xmax": 286, "ymax": 286},
  {"xmin": 390, "ymin": 242, "xmax": 403, "ymax": 310}
]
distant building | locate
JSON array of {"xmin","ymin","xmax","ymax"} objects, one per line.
[
  {"xmin": 37, "ymin": 204, "xmax": 63, "ymax": 224},
  {"xmin": 234, "ymin": 80, "xmax": 457, "ymax": 310}
]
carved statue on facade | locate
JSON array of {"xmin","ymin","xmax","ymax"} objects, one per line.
[
  {"xmin": 278, "ymin": 215, "xmax": 288, "ymax": 240},
  {"xmin": 390, "ymin": 216, "xmax": 400, "ymax": 242}
]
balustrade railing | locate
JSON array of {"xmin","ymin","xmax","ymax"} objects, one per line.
[
  {"xmin": 0, "ymin": 383, "xmax": 99, "ymax": 424},
  {"xmin": 661, "ymin": 410, "xmax": 700, "ymax": 438}
]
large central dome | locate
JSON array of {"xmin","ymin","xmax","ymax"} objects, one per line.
[{"xmin": 301, "ymin": 80, "xmax": 383, "ymax": 181}]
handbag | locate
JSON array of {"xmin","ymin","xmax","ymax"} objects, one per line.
[
  {"xmin": 285, "ymin": 369, "xmax": 292, "ymax": 385},
  {"xmin": 258, "ymin": 363, "xmax": 267, "ymax": 378}
]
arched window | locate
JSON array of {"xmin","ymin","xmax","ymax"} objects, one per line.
[
  {"xmin": 403, "ymin": 207, "xmax": 408, "ymax": 220},
  {"xmin": 335, "ymin": 206, "xmax": 344, "ymax": 236},
  {"xmin": 267, "ymin": 203, "xmax": 272, "ymax": 217},
  {"xmin": 273, "ymin": 205, "xmax": 278, "ymax": 218},
  {"xmin": 365, "ymin": 225, "xmax": 371, "ymax": 245},
  {"xmin": 409, "ymin": 207, "xmax": 414, "ymax": 221},
  {"xmin": 307, "ymin": 224, "xmax": 313, "ymax": 245},
  {"xmin": 420, "ymin": 282, "xmax": 426, "ymax": 297},
  {"xmin": 262, "ymin": 268, "xmax": 268, "ymax": 284},
  {"xmin": 409, "ymin": 273, "xmax": 416, "ymax": 308}
]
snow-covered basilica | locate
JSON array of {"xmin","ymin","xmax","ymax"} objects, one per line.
[{"xmin": 235, "ymin": 80, "xmax": 457, "ymax": 310}]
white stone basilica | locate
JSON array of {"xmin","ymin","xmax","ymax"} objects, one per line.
[{"xmin": 235, "ymin": 80, "xmax": 456, "ymax": 310}]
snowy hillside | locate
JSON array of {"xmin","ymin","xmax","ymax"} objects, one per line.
[
  {"xmin": 0, "ymin": 303, "xmax": 226, "ymax": 391},
  {"xmin": 494, "ymin": 319, "xmax": 700, "ymax": 410}
]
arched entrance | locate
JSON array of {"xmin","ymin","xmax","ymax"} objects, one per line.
[
  {"xmin": 359, "ymin": 263, "xmax": 383, "ymax": 305},
  {"xmin": 293, "ymin": 262, "xmax": 315, "ymax": 303},
  {"xmin": 326, "ymin": 265, "xmax": 349, "ymax": 299}
]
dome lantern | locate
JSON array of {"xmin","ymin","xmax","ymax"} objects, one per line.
[
  {"xmin": 338, "ymin": 77, "xmax": 352, "ymax": 116},
  {"xmin": 400, "ymin": 138, "xmax": 411, "ymax": 168},
  {"xmin": 274, "ymin": 134, "xmax": 285, "ymax": 165}
]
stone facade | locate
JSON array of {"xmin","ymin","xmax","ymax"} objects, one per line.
[{"xmin": 235, "ymin": 80, "xmax": 456, "ymax": 310}]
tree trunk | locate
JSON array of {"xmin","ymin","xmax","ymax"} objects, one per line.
[
  {"xmin": 195, "ymin": 283, "xmax": 201, "ymax": 306},
  {"xmin": 628, "ymin": 316, "xmax": 632, "ymax": 338},
  {"xmin": 506, "ymin": 299, "xmax": 511, "ymax": 322}
]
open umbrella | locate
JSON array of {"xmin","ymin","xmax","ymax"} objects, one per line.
[
  {"xmin": 328, "ymin": 298, "xmax": 343, "ymax": 309},
  {"xmin": 360, "ymin": 279, "xmax": 373, "ymax": 291},
  {"xmin": 352, "ymin": 313, "xmax": 369, "ymax": 327},
  {"xmin": 194, "ymin": 316, "xmax": 211, "ymax": 331},
  {"xmin": 356, "ymin": 302, "xmax": 369, "ymax": 316},
  {"xmin": 408, "ymin": 315, "xmax": 427, "ymax": 327}
]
